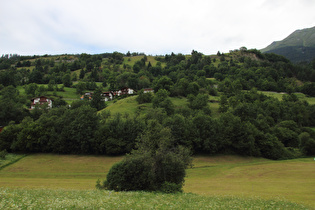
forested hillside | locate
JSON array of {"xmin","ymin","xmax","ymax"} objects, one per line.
[{"xmin": 0, "ymin": 48, "xmax": 315, "ymax": 159}]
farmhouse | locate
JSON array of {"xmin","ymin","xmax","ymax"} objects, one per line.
[
  {"xmin": 120, "ymin": 87, "xmax": 135, "ymax": 95},
  {"xmin": 111, "ymin": 87, "xmax": 135, "ymax": 97},
  {"xmin": 106, "ymin": 87, "xmax": 136, "ymax": 99},
  {"xmin": 82, "ymin": 88, "xmax": 136, "ymax": 102},
  {"xmin": 102, "ymin": 91, "xmax": 113, "ymax": 101},
  {"xmin": 30, "ymin": 96, "xmax": 53, "ymax": 109}
]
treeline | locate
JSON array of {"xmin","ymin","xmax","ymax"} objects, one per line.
[{"xmin": 0, "ymin": 88, "xmax": 314, "ymax": 159}]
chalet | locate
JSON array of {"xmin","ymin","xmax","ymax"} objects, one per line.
[
  {"xmin": 111, "ymin": 90, "xmax": 121, "ymax": 97},
  {"xmin": 143, "ymin": 88, "xmax": 154, "ymax": 93},
  {"xmin": 30, "ymin": 96, "xmax": 53, "ymax": 109},
  {"xmin": 111, "ymin": 88, "xmax": 135, "ymax": 97},
  {"xmin": 102, "ymin": 91, "xmax": 113, "ymax": 101},
  {"xmin": 81, "ymin": 88, "xmax": 135, "ymax": 102},
  {"xmin": 120, "ymin": 87, "xmax": 135, "ymax": 95}
]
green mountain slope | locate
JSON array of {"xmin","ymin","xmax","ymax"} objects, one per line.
[{"xmin": 261, "ymin": 26, "xmax": 315, "ymax": 62}]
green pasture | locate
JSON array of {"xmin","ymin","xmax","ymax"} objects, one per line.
[
  {"xmin": 101, "ymin": 95, "xmax": 221, "ymax": 118},
  {"xmin": 101, "ymin": 96, "xmax": 143, "ymax": 117},
  {"xmin": 101, "ymin": 96, "xmax": 191, "ymax": 117},
  {"xmin": 0, "ymin": 154, "xmax": 314, "ymax": 207}
]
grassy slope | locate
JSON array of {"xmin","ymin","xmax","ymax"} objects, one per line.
[
  {"xmin": 122, "ymin": 55, "xmax": 166, "ymax": 68},
  {"xmin": 100, "ymin": 96, "xmax": 190, "ymax": 117},
  {"xmin": 185, "ymin": 155, "xmax": 315, "ymax": 207},
  {"xmin": 101, "ymin": 96, "xmax": 144, "ymax": 117},
  {"xmin": 99, "ymin": 91, "xmax": 315, "ymax": 120},
  {"xmin": 0, "ymin": 154, "xmax": 313, "ymax": 207},
  {"xmin": 101, "ymin": 95, "xmax": 221, "ymax": 119}
]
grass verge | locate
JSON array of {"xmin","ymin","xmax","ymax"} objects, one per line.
[{"xmin": 0, "ymin": 188, "xmax": 309, "ymax": 209}]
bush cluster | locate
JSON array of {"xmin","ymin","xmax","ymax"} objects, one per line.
[{"xmin": 99, "ymin": 122, "xmax": 192, "ymax": 193}]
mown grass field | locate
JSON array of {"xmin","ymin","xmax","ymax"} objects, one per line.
[
  {"xmin": 0, "ymin": 154, "xmax": 123, "ymax": 190},
  {"xmin": 185, "ymin": 155, "xmax": 315, "ymax": 207},
  {"xmin": 0, "ymin": 154, "xmax": 314, "ymax": 208}
]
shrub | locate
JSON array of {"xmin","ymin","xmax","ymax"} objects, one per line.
[
  {"xmin": 153, "ymin": 151, "xmax": 187, "ymax": 189},
  {"xmin": 0, "ymin": 149, "xmax": 8, "ymax": 159},
  {"xmin": 160, "ymin": 182, "xmax": 182, "ymax": 193},
  {"xmin": 101, "ymin": 121, "xmax": 192, "ymax": 193},
  {"xmin": 104, "ymin": 155, "xmax": 153, "ymax": 191}
]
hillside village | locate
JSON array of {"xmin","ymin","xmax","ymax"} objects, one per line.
[{"xmin": 0, "ymin": 49, "xmax": 314, "ymax": 160}]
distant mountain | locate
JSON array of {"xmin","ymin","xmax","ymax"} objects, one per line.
[{"xmin": 261, "ymin": 26, "xmax": 315, "ymax": 63}]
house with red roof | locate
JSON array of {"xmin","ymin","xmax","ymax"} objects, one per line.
[{"xmin": 30, "ymin": 96, "xmax": 53, "ymax": 109}]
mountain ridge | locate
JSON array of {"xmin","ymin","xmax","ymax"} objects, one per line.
[{"xmin": 261, "ymin": 26, "xmax": 315, "ymax": 62}]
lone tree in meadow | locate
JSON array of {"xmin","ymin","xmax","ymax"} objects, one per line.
[{"xmin": 100, "ymin": 120, "xmax": 192, "ymax": 193}]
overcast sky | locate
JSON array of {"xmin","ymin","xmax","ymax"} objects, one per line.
[{"xmin": 1, "ymin": 0, "xmax": 315, "ymax": 56}]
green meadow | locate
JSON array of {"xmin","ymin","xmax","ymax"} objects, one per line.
[
  {"xmin": 101, "ymin": 96, "xmax": 190, "ymax": 117},
  {"xmin": 101, "ymin": 96, "xmax": 144, "ymax": 117},
  {"xmin": 0, "ymin": 154, "xmax": 314, "ymax": 208}
]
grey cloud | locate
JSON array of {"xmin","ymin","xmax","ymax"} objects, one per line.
[{"xmin": 1, "ymin": 0, "xmax": 315, "ymax": 55}]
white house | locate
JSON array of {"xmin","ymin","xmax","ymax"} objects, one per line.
[
  {"xmin": 30, "ymin": 96, "xmax": 53, "ymax": 109},
  {"xmin": 102, "ymin": 91, "xmax": 113, "ymax": 101},
  {"xmin": 120, "ymin": 87, "xmax": 135, "ymax": 95},
  {"xmin": 111, "ymin": 87, "xmax": 136, "ymax": 97}
]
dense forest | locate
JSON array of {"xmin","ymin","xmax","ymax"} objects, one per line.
[{"xmin": 0, "ymin": 48, "xmax": 315, "ymax": 160}]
